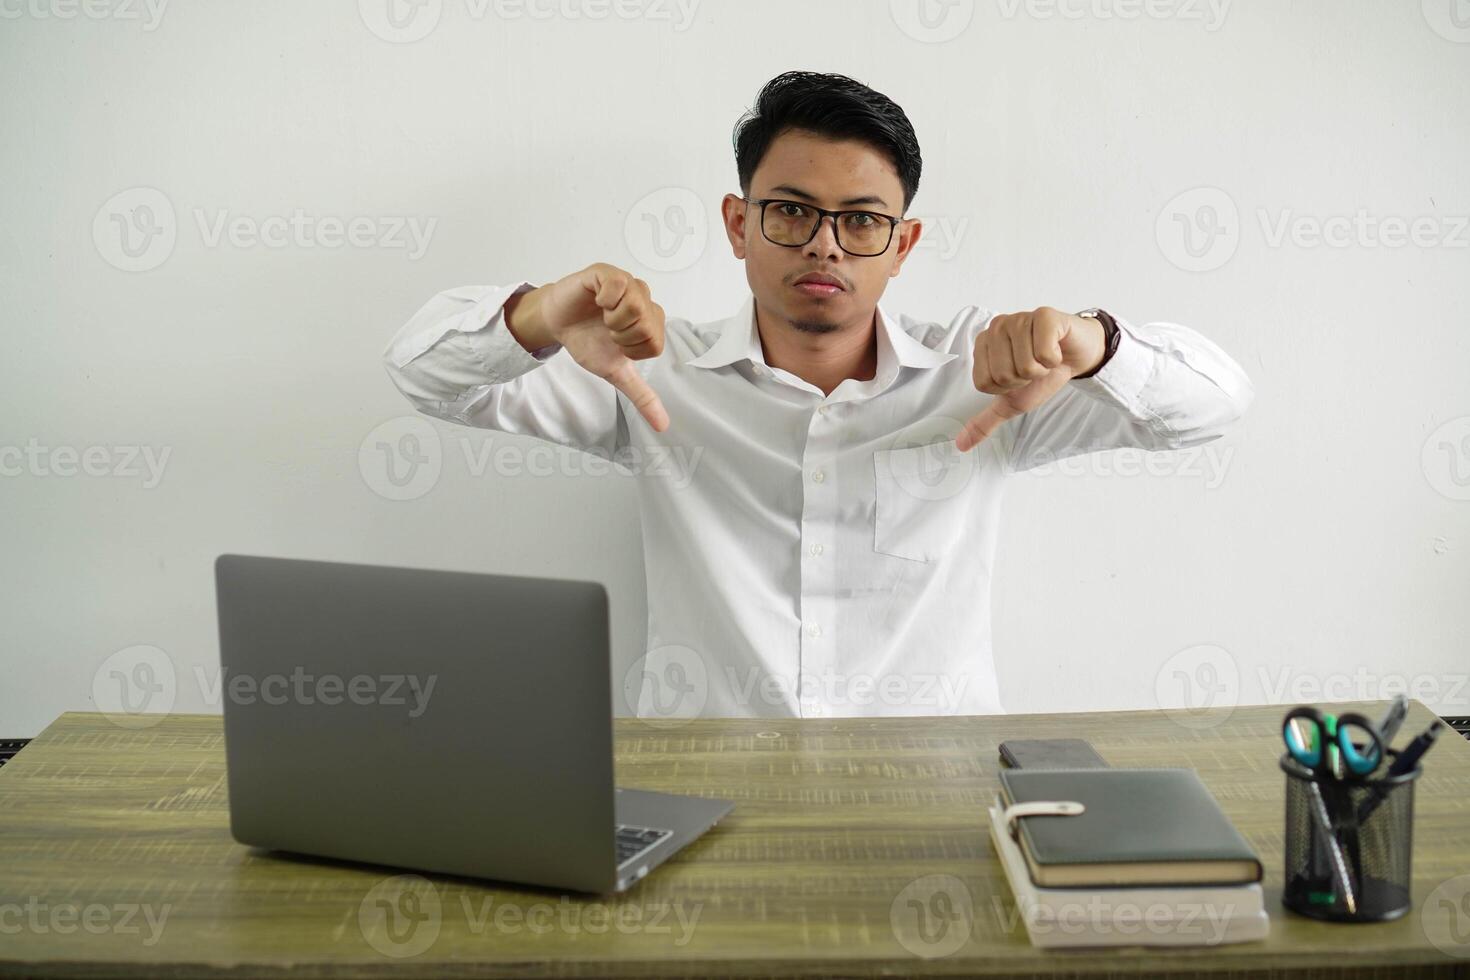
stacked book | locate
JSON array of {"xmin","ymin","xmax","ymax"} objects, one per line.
[{"xmin": 988, "ymin": 768, "xmax": 1269, "ymax": 949}]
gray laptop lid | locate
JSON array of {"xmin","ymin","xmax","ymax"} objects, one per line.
[{"xmin": 215, "ymin": 554, "xmax": 619, "ymax": 892}]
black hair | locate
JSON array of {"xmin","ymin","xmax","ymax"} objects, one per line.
[{"xmin": 732, "ymin": 71, "xmax": 922, "ymax": 215}]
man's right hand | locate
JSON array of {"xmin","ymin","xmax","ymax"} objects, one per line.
[{"xmin": 505, "ymin": 263, "xmax": 670, "ymax": 433}]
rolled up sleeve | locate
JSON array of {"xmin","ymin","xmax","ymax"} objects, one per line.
[
  {"xmin": 381, "ymin": 282, "xmax": 624, "ymax": 458},
  {"xmin": 1006, "ymin": 314, "xmax": 1254, "ymax": 473}
]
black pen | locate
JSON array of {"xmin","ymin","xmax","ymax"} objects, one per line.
[
  {"xmin": 1385, "ymin": 720, "xmax": 1444, "ymax": 777},
  {"xmin": 1355, "ymin": 720, "xmax": 1445, "ymax": 824}
]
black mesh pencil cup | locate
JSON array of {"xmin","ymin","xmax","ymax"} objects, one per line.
[{"xmin": 1280, "ymin": 751, "xmax": 1419, "ymax": 922}]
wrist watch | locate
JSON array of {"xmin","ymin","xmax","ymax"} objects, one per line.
[{"xmin": 1073, "ymin": 308, "xmax": 1120, "ymax": 379}]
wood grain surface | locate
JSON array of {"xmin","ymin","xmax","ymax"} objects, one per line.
[{"xmin": 1, "ymin": 701, "xmax": 1468, "ymax": 979}]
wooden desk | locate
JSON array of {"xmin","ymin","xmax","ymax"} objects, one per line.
[{"xmin": 2, "ymin": 702, "xmax": 1468, "ymax": 978}]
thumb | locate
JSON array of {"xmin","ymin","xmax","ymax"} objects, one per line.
[
  {"xmin": 606, "ymin": 359, "xmax": 670, "ymax": 433},
  {"xmin": 957, "ymin": 369, "xmax": 1072, "ymax": 452},
  {"xmin": 955, "ymin": 398, "xmax": 1019, "ymax": 453}
]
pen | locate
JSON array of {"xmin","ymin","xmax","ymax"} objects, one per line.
[
  {"xmin": 1375, "ymin": 694, "xmax": 1409, "ymax": 747},
  {"xmin": 1385, "ymin": 720, "xmax": 1444, "ymax": 777},
  {"xmin": 1355, "ymin": 720, "xmax": 1446, "ymax": 825},
  {"xmin": 1307, "ymin": 779, "xmax": 1357, "ymax": 915}
]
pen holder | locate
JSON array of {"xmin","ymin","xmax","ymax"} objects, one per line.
[{"xmin": 1280, "ymin": 752, "xmax": 1418, "ymax": 922}]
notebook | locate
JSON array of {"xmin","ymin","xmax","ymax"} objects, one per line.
[
  {"xmin": 987, "ymin": 801, "xmax": 1269, "ymax": 948},
  {"xmin": 998, "ymin": 768, "xmax": 1263, "ymax": 887}
]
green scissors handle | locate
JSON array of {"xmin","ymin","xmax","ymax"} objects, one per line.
[{"xmin": 1282, "ymin": 706, "xmax": 1385, "ymax": 778}]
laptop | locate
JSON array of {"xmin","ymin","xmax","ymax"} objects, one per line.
[{"xmin": 214, "ymin": 553, "xmax": 734, "ymax": 893}]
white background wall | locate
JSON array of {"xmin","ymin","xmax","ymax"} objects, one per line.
[{"xmin": 3, "ymin": 0, "xmax": 1468, "ymax": 738}]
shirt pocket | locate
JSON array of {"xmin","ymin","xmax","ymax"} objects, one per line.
[{"xmin": 872, "ymin": 441, "xmax": 975, "ymax": 563}]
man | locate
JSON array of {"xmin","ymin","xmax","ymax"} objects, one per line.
[{"xmin": 381, "ymin": 70, "xmax": 1253, "ymax": 720}]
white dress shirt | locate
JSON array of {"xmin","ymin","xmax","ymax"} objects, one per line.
[{"xmin": 382, "ymin": 284, "xmax": 1253, "ymax": 719}]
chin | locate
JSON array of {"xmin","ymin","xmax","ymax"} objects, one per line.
[{"xmin": 790, "ymin": 318, "xmax": 840, "ymax": 335}]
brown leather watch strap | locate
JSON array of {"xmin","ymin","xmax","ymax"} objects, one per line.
[{"xmin": 1072, "ymin": 308, "xmax": 1120, "ymax": 379}]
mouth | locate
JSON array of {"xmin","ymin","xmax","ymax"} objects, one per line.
[{"xmin": 792, "ymin": 274, "xmax": 845, "ymax": 298}]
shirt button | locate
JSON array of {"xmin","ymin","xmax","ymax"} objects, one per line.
[
  {"xmin": 806, "ymin": 622, "xmax": 822, "ymax": 637},
  {"xmin": 818, "ymin": 405, "xmax": 830, "ymax": 415},
  {"xmin": 811, "ymin": 469, "xmax": 825, "ymax": 483},
  {"xmin": 808, "ymin": 543, "xmax": 824, "ymax": 557}
]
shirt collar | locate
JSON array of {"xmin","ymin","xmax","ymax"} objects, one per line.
[{"xmin": 685, "ymin": 293, "xmax": 957, "ymax": 374}]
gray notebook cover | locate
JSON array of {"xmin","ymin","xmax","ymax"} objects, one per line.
[{"xmin": 998, "ymin": 768, "xmax": 1262, "ymax": 880}]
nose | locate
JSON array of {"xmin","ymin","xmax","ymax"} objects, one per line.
[{"xmin": 803, "ymin": 214, "xmax": 843, "ymax": 262}]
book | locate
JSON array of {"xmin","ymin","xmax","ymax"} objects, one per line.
[
  {"xmin": 987, "ymin": 801, "xmax": 1269, "ymax": 948},
  {"xmin": 998, "ymin": 768, "xmax": 1263, "ymax": 887}
]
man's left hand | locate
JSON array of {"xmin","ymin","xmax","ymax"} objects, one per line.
[{"xmin": 955, "ymin": 307, "xmax": 1108, "ymax": 453}]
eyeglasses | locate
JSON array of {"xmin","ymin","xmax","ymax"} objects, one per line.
[{"xmin": 742, "ymin": 197, "xmax": 903, "ymax": 257}]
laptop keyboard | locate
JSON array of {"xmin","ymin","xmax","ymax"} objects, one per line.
[{"xmin": 616, "ymin": 824, "xmax": 672, "ymax": 866}]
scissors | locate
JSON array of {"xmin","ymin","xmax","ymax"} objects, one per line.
[{"xmin": 1281, "ymin": 706, "xmax": 1386, "ymax": 780}]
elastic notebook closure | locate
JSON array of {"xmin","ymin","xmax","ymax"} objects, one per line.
[{"xmin": 1003, "ymin": 800, "xmax": 1085, "ymax": 840}]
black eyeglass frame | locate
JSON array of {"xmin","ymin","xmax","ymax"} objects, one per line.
[{"xmin": 741, "ymin": 197, "xmax": 906, "ymax": 257}]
